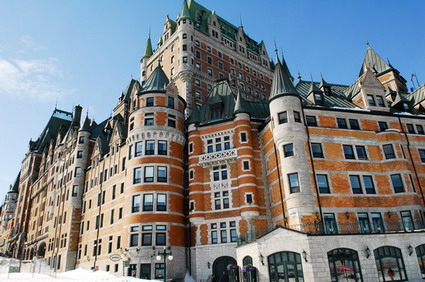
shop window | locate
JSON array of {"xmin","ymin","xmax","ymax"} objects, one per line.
[
  {"xmin": 268, "ymin": 252, "xmax": 304, "ymax": 282},
  {"xmin": 374, "ymin": 246, "xmax": 407, "ymax": 281},
  {"xmin": 327, "ymin": 248, "xmax": 363, "ymax": 282}
]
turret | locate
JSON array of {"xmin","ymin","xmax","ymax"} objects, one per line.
[{"xmin": 140, "ymin": 35, "xmax": 153, "ymax": 85}]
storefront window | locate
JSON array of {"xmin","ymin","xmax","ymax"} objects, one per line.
[
  {"xmin": 268, "ymin": 252, "xmax": 304, "ymax": 282},
  {"xmin": 416, "ymin": 244, "xmax": 425, "ymax": 279},
  {"xmin": 374, "ymin": 246, "xmax": 407, "ymax": 281},
  {"xmin": 327, "ymin": 248, "xmax": 363, "ymax": 281}
]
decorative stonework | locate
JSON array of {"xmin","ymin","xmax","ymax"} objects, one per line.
[
  {"xmin": 127, "ymin": 129, "xmax": 185, "ymax": 145},
  {"xmin": 199, "ymin": 149, "xmax": 237, "ymax": 165}
]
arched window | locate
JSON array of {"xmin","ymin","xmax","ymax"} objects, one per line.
[
  {"xmin": 327, "ymin": 248, "xmax": 363, "ymax": 281},
  {"xmin": 243, "ymin": 256, "xmax": 253, "ymax": 266},
  {"xmin": 268, "ymin": 252, "xmax": 304, "ymax": 282},
  {"xmin": 374, "ymin": 246, "xmax": 407, "ymax": 281},
  {"xmin": 416, "ymin": 244, "xmax": 425, "ymax": 278}
]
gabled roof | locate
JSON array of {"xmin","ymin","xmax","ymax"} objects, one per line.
[
  {"xmin": 407, "ymin": 84, "xmax": 425, "ymax": 107},
  {"xmin": 121, "ymin": 79, "xmax": 140, "ymax": 102},
  {"xmin": 269, "ymin": 57, "xmax": 298, "ymax": 102},
  {"xmin": 308, "ymin": 80, "xmax": 322, "ymax": 94},
  {"xmin": 140, "ymin": 64, "xmax": 169, "ymax": 93},
  {"xmin": 343, "ymin": 78, "xmax": 361, "ymax": 100},
  {"xmin": 142, "ymin": 36, "xmax": 153, "ymax": 58},
  {"xmin": 359, "ymin": 47, "xmax": 392, "ymax": 77},
  {"xmin": 296, "ymin": 80, "xmax": 356, "ymax": 109}
]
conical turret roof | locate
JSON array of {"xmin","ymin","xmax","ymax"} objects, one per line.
[
  {"xmin": 143, "ymin": 37, "xmax": 153, "ymax": 58},
  {"xmin": 269, "ymin": 57, "xmax": 298, "ymax": 102},
  {"xmin": 140, "ymin": 64, "xmax": 170, "ymax": 93},
  {"xmin": 177, "ymin": 0, "xmax": 193, "ymax": 21},
  {"xmin": 233, "ymin": 90, "xmax": 250, "ymax": 115},
  {"xmin": 80, "ymin": 115, "xmax": 92, "ymax": 132}
]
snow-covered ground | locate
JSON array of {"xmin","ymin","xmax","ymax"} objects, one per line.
[{"xmin": 0, "ymin": 258, "xmax": 161, "ymax": 281}]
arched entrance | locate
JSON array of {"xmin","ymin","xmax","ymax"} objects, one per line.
[
  {"xmin": 213, "ymin": 256, "xmax": 237, "ymax": 282},
  {"xmin": 37, "ymin": 242, "xmax": 46, "ymax": 258}
]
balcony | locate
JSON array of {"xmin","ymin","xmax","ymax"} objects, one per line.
[
  {"xmin": 199, "ymin": 149, "xmax": 237, "ymax": 165},
  {"xmin": 237, "ymin": 220, "xmax": 425, "ymax": 246}
]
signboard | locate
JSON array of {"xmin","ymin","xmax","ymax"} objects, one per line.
[
  {"xmin": 124, "ymin": 264, "xmax": 130, "ymax": 267},
  {"xmin": 110, "ymin": 254, "xmax": 121, "ymax": 262},
  {"xmin": 9, "ymin": 266, "xmax": 19, "ymax": 273}
]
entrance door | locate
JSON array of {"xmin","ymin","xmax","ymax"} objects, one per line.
[{"xmin": 213, "ymin": 256, "xmax": 237, "ymax": 282}]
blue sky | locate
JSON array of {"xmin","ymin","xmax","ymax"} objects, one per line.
[{"xmin": 0, "ymin": 0, "xmax": 424, "ymax": 200}]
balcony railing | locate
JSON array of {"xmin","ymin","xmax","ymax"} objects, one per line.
[
  {"xmin": 237, "ymin": 220, "xmax": 425, "ymax": 246},
  {"xmin": 199, "ymin": 149, "xmax": 237, "ymax": 165}
]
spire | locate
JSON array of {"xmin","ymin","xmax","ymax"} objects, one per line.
[
  {"xmin": 140, "ymin": 63, "xmax": 170, "ymax": 93},
  {"xmin": 233, "ymin": 89, "xmax": 250, "ymax": 115},
  {"xmin": 308, "ymin": 80, "xmax": 322, "ymax": 94},
  {"xmin": 80, "ymin": 115, "xmax": 92, "ymax": 132},
  {"xmin": 187, "ymin": 105, "xmax": 201, "ymax": 125},
  {"xmin": 269, "ymin": 56, "xmax": 298, "ymax": 102},
  {"xmin": 359, "ymin": 46, "xmax": 392, "ymax": 77},
  {"xmin": 319, "ymin": 74, "xmax": 330, "ymax": 88},
  {"xmin": 177, "ymin": 0, "xmax": 193, "ymax": 22},
  {"xmin": 143, "ymin": 35, "xmax": 153, "ymax": 58}
]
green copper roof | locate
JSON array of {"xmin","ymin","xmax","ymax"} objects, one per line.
[
  {"xmin": 177, "ymin": 0, "xmax": 193, "ymax": 21},
  {"xmin": 359, "ymin": 47, "xmax": 392, "ymax": 77},
  {"xmin": 308, "ymin": 80, "xmax": 322, "ymax": 94},
  {"xmin": 143, "ymin": 37, "xmax": 153, "ymax": 58},
  {"xmin": 233, "ymin": 90, "xmax": 250, "ymax": 115},
  {"xmin": 269, "ymin": 57, "xmax": 298, "ymax": 101},
  {"xmin": 319, "ymin": 75, "xmax": 330, "ymax": 88},
  {"xmin": 187, "ymin": 105, "xmax": 201, "ymax": 125},
  {"xmin": 140, "ymin": 64, "xmax": 169, "ymax": 93},
  {"xmin": 280, "ymin": 54, "xmax": 293, "ymax": 81},
  {"xmin": 81, "ymin": 115, "xmax": 92, "ymax": 132},
  {"xmin": 408, "ymin": 84, "xmax": 425, "ymax": 107}
]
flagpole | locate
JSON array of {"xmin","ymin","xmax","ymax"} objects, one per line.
[{"xmin": 414, "ymin": 71, "xmax": 420, "ymax": 87}]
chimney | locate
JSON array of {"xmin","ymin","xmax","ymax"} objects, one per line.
[{"xmin": 73, "ymin": 105, "xmax": 82, "ymax": 125}]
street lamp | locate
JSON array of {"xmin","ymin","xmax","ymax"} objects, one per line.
[{"xmin": 156, "ymin": 247, "xmax": 173, "ymax": 282}]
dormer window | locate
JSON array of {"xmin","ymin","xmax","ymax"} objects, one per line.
[
  {"xmin": 210, "ymin": 104, "xmax": 222, "ymax": 120},
  {"xmin": 376, "ymin": 96, "xmax": 385, "ymax": 107},
  {"xmin": 314, "ymin": 93, "xmax": 324, "ymax": 105},
  {"xmin": 367, "ymin": 95, "xmax": 376, "ymax": 106},
  {"xmin": 323, "ymin": 86, "xmax": 332, "ymax": 96},
  {"xmin": 402, "ymin": 102, "xmax": 410, "ymax": 112}
]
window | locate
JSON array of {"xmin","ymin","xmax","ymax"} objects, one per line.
[
  {"xmin": 376, "ymin": 95, "xmax": 385, "ymax": 107},
  {"xmin": 363, "ymin": 176, "xmax": 376, "ymax": 194},
  {"xmin": 419, "ymin": 149, "xmax": 425, "ymax": 162},
  {"xmin": 132, "ymin": 195, "xmax": 140, "ymax": 213},
  {"xmin": 72, "ymin": 185, "xmax": 78, "ymax": 197},
  {"xmin": 210, "ymin": 221, "xmax": 237, "ymax": 244},
  {"xmin": 343, "ymin": 145, "xmax": 355, "ymax": 159},
  {"xmin": 358, "ymin": 212, "xmax": 371, "ymax": 233},
  {"xmin": 314, "ymin": 93, "xmax": 324, "ymax": 105},
  {"xmin": 78, "ymin": 136, "xmax": 85, "ymax": 144},
  {"xmin": 268, "ymin": 252, "xmax": 304, "ymax": 282},
  {"xmin": 157, "ymin": 194, "xmax": 167, "ymax": 211},
  {"xmin": 337, "ymin": 118, "xmax": 347, "ymax": 129},
  {"xmin": 311, "ymin": 143, "xmax": 323, "ymax": 158},
  {"xmin": 144, "ymin": 117, "xmax": 154, "ymax": 126},
  {"xmin": 306, "ymin": 116, "xmax": 317, "ymax": 126},
  {"xmin": 402, "ymin": 102, "xmax": 409, "ymax": 111},
  {"xmin": 355, "ymin": 145, "xmax": 368, "ymax": 160},
  {"xmin": 144, "ymin": 166, "xmax": 154, "ymax": 182},
  {"xmin": 168, "ymin": 114, "xmax": 176, "ymax": 128},
  {"xmin": 135, "ymin": 142, "xmax": 143, "ymax": 157},
  {"xmin": 182, "ymin": 44, "xmax": 187, "ymax": 51},
  {"xmin": 327, "ymin": 249, "xmax": 362, "ymax": 282},
  {"xmin": 157, "ymin": 166, "xmax": 167, "ymax": 182},
  {"xmin": 133, "ymin": 168, "xmax": 142, "ymax": 184},
  {"xmin": 155, "ymin": 263, "xmax": 165, "ymax": 279},
  {"xmin": 401, "ymin": 211, "xmax": 414, "ymax": 231},
  {"xmin": 317, "ymin": 175, "xmax": 330, "ymax": 193},
  {"xmin": 240, "ymin": 132, "xmax": 247, "ymax": 143},
  {"xmin": 324, "ymin": 213, "xmax": 338, "ymax": 234},
  {"xmin": 146, "ymin": 97, "xmax": 154, "ymax": 107},
  {"xmin": 130, "ymin": 227, "xmax": 139, "ymax": 247},
  {"xmin": 283, "ymin": 144, "xmax": 294, "ymax": 157},
  {"xmin": 246, "ymin": 193, "xmax": 253, "ymax": 204},
  {"xmin": 349, "ymin": 119, "xmax": 360, "ymax": 130},
  {"xmin": 145, "ymin": 140, "xmax": 154, "ymax": 155},
  {"xmin": 278, "ymin": 111, "xmax": 287, "ymax": 124},
  {"xmin": 415, "ymin": 244, "xmax": 425, "ymax": 279},
  {"xmin": 167, "ymin": 97, "xmax": 174, "ymax": 109},
  {"xmin": 349, "ymin": 175, "xmax": 362, "ymax": 194},
  {"xmin": 288, "ymin": 173, "xmax": 300, "ymax": 193},
  {"xmin": 158, "ymin": 141, "xmax": 167, "ymax": 155},
  {"xmin": 214, "ymin": 191, "xmax": 230, "ymax": 210},
  {"xmin": 77, "ymin": 151, "xmax": 83, "ymax": 158},
  {"xmin": 207, "ymin": 136, "xmax": 230, "ymax": 153},
  {"xmin": 75, "ymin": 167, "xmax": 81, "ymax": 177},
  {"xmin": 242, "ymin": 160, "xmax": 250, "ymax": 171},
  {"xmin": 212, "ymin": 165, "xmax": 228, "ymax": 181},
  {"xmin": 207, "ymin": 68, "xmax": 213, "ymax": 76},
  {"xmin": 367, "ymin": 95, "xmax": 376, "ymax": 106},
  {"xmin": 383, "ymin": 144, "xmax": 396, "ymax": 159},
  {"xmin": 143, "ymin": 194, "xmax": 153, "ymax": 211},
  {"xmin": 195, "ymin": 91, "xmax": 201, "ymax": 99},
  {"xmin": 374, "ymin": 246, "xmax": 407, "ymax": 281},
  {"xmin": 391, "ymin": 174, "xmax": 405, "ymax": 193},
  {"xmin": 371, "ymin": 213, "xmax": 385, "ymax": 233},
  {"xmin": 378, "ymin": 121, "xmax": 388, "ymax": 131},
  {"xmin": 294, "ymin": 111, "xmax": 301, "ymax": 123},
  {"xmin": 406, "ymin": 123, "xmax": 415, "ymax": 134},
  {"xmin": 140, "ymin": 264, "xmax": 151, "ymax": 279},
  {"xmin": 142, "ymin": 227, "xmax": 153, "ymax": 246},
  {"xmin": 417, "ymin": 124, "xmax": 424, "ymax": 134}
]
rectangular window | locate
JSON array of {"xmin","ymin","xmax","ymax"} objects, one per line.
[
  {"xmin": 130, "ymin": 234, "xmax": 139, "ymax": 247},
  {"xmin": 358, "ymin": 213, "xmax": 371, "ymax": 233},
  {"xmin": 242, "ymin": 160, "xmax": 250, "ymax": 170},
  {"xmin": 156, "ymin": 233, "xmax": 166, "ymax": 246},
  {"xmin": 140, "ymin": 264, "xmax": 151, "ymax": 279},
  {"xmin": 240, "ymin": 132, "xmax": 247, "ymax": 143},
  {"xmin": 75, "ymin": 167, "xmax": 81, "ymax": 177},
  {"xmin": 168, "ymin": 115, "xmax": 176, "ymax": 128},
  {"xmin": 144, "ymin": 166, "xmax": 154, "ymax": 182},
  {"xmin": 157, "ymin": 166, "xmax": 167, "ymax": 182},
  {"xmin": 306, "ymin": 116, "xmax": 317, "ymax": 126},
  {"xmin": 350, "ymin": 175, "xmax": 362, "ymax": 194},
  {"xmin": 407, "ymin": 123, "xmax": 416, "ymax": 134},
  {"xmin": 367, "ymin": 95, "xmax": 376, "ymax": 106},
  {"xmin": 391, "ymin": 174, "xmax": 405, "ymax": 193},
  {"xmin": 371, "ymin": 213, "xmax": 385, "ymax": 233},
  {"xmin": 337, "ymin": 118, "xmax": 347, "ymax": 129},
  {"xmin": 132, "ymin": 195, "xmax": 140, "ymax": 213},
  {"xmin": 142, "ymin": 233, "xmax": 152, "ymax": 246},
  {"xmin": 400, "ymin": 211, "xmax": 414, "ymax": 231},
  {"xmin": 145, "ymin": 140, "xmax": 155, "ymax": 155},
  {"xmin": 349, "ymin": 119, "xmax": 360, "ymax": 130},
  {"xmin": 144, "ymin": 118, "xmax": 154, "ymax": 126},
  {"xmin": 416, "ymin": 124, "xmax": 424, "ymax": 135},
  {"xmin": 314, "ymin": 93, "xmax": 323, "ymax": 105},
  {"xmin": 278, "ymin": 111, "xmax": 287, "ymax": 124},
  {"xmin": 78, "ymin": 136, "xmax": 85, "ymax": 144},
  {"xmin": 324, "ymin": 213, "xmax": 338, "ymax": 234},
  {"xmin": 376, "ymin": 95, "xmax": 385, "ymax": 107},
  {"xmin": 135, "ymin": 142, "xmax": 143, "ymax": 157},
  {"xmin": 355, "ymin": 145, "xmax": 368, "ymax": 160},
  {"xmin": 72, "ymin": 185, "xmax": 78, "ymax": 197},
  {"xmin": 146, "ymin": 97, "xmax": 154, "ymax": 107},
  {"xmin": 419, "ymin": 149, "xmax": 425, "ymax": 162},
  {"xmin": 143, "ymin": 194, "xmax": 153, "ymax": 211},
  {"xmin": 383, "ymin": 144, "xmax": 396, "ymax": 159},
  {"xmin": 155, "ymin": 264, "xmax": 165, "ymax": 279},
  {"xmin": 158, "ymin": 141, "xmax": 167, "ymax": 155},
  {"xmin": 283, "ymin": 143, "xmax": 294, "ymax": 157},
  {"xmin": 311, "ymin": 143, "xmax": 323, "ymax": 158},
  {"xmin": 294, "ymin": 111, "xmax": 301, "ymax": 123},
  {"xmin": 212, "ymin": 165, "xmax": 228, "ymax": 181},
  {"xmin": 288, "ymin": 173, "xmax": 300, "ymax": 193},
  {"xmin": 77, "ymin": 151, "xmax": 83, "ymax": 158},
  {"xmin": 157, "ymin": 194, "xmax": 167, "ymax": 211},
  {"xmin": 363, "ymin": 176, "xmax": 376, "ymax": 194},
  {"xmin": 378, "ymin": 121, "xmax": 388, "ymax": 131},
  {"xmin": 343, "ymin": 145, "xmax": 355, "ymax": 159},
  {"xmin": 317, "ymin": 174, "xmax": 330, "ymax": 193},
  {"xmin": 133, "ymin": 168, "xmax": 142, "ymax": 184}
]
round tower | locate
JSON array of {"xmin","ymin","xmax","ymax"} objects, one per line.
[
  {"xmin": 125, "ymin": 64, "xmax": 186, "ymax": 280},
  {"xmin": 268, "ymin": 57, "xmax": 317, "ymax": 227}
]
